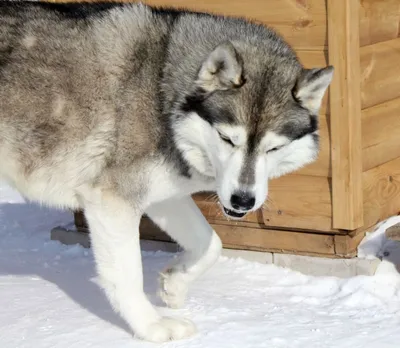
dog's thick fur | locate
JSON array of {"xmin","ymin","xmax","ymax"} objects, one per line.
[{"xmin": 0, "ymin": 2, "xmax": 333, "ymax": 342}]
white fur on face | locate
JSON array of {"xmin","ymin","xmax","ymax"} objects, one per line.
[
  {"xmin": 174, "ymin": 113, "xmax": 319, "ymax": 213},
  {"xmin": 265, "ymin": 132, "xmax": 319, "ymax": 179},
  {"xmin": 174, "ymin": 112, "xmax": 217, "ymax": 177}
]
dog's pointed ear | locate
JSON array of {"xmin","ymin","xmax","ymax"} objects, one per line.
[
  {"xmin": 196, "ymin": 41, "xmax": 245, "ymax": 92},
  {"xmin": 293, "ymin": 66, "xmax": 334, "ymax": 114}
]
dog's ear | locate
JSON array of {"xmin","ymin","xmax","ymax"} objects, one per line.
[
  {"xmin": 293, "ymin": 66, "xmax": 334, "ymax": 114},
  {"xmin": 196, "ymin": 41, "xmax": 245, "ymax": 92}
]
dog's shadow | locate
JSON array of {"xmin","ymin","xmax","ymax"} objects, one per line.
[{"xmin": 0, "ymin": 202, "xmax": 174, "ymax": 336}]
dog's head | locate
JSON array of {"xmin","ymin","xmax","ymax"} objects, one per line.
[{"xmin": 172, "ymin": 40, "xmax": 333, "ymax": 219}]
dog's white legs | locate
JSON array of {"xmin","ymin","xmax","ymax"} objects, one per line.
[
  {"xmin": 146, "ymin": 196, "xmax": 222, "ymax": 309},
  {"xmin": 82, "ymin": 191, "xmax": 196, "ymax": 342}
]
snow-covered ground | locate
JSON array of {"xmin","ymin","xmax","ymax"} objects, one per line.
[{"xmin": 1, "ymin": 181, "xmax": 400, "ymax": 348}]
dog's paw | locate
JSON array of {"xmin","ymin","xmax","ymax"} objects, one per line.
[
  {"xmin": 138, "ymin": 317, "xmax": 196, "ymax": 342},
  {"xmin": 158, "ymin": 269, "xmax": 189, "ymax": 309}
]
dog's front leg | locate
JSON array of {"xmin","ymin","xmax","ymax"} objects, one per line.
[
  {"xmin": 146, "ymin": 196, "xmax": 222, "ymax": 309},
  {"xmin": 82, "ymin": 191, "xmax": 196, "ymax": 342}
]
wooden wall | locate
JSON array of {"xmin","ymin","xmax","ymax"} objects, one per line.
[{"xmin": 359, "ymin": 0, "xmax": 400, "ymax": 231}]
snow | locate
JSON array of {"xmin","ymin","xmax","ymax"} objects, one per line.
[{"xmin": 1, "ymin": 181, "xmax": 400, "ymax": 348}]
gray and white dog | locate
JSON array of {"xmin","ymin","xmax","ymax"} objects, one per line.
[{"xmin": 0, "ymin": 1, "xmax": 333, "ymax": 342}]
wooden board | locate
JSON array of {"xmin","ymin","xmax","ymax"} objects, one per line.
[
  {"xmin": 194, "ymin": 174, "xmax": 333, "ymax": 232},
  {"xmin": 327, "ymin": 0, "xmax": 364, "ymax": 230},
  {"xmin": 139, "ymin": 216, "xmax": 372, "ymax": 258},
  {"xmin": 359, "ymin": 0, "xmax": 400, "ymax": 47},
  {"xmin": 360, "ymin": 38, "xmax": 400, "ymax": 110},
  {"xmin": 334, "ymin": 228, "xmax": 367, "ymax": 258},
  {"xmin": 212, "ymin": 224, "xmax": 335, "ymax": 256},
  {"xmin": 362, "ymin": 97, "xmax": 400, "ymax": 171},
  {"xmin": 362, "ymin": 157, "xmax": 400, "ymax": 229},
  {"xmin": 140, "ymin": 216, "xmax": 336, "ymax": 256}
]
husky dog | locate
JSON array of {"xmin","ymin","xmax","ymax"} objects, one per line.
[{"xmin": 0, "ymin": 1, "xmax": 333, "ymax": 342}]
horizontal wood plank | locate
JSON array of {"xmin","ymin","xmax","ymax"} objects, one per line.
[
  {"xmin": 359, "ymin": 0, "xmax": 400, "ymax": 47},
  {"xmin": 362, "ymin": 157, "xmax": 400, "ymax": 229},
  {"xmin": 362, "ymin": 97, "xmax": 400, "ymax": 171},
  {"xmin": 361, "ymin": 38, "xmax": 400, "ymax": 109},
  {"xmin": 139, "ymin": 216, "xmax": 336, "ymax": 256},
  {"xmin": 212, "ymin": 224, "xmax": 335, "ymax": 256}
]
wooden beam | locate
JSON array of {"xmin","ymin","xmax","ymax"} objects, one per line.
[{"xmin": 327, "ymin": 0, "xmax": 363, "ymax": 230}]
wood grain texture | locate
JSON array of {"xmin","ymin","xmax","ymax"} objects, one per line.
[
  {"xmin": 362, "ymin": 157, "xmax": 400, "ymax": 230},
  {"xmin": 360, "ymin": 38, "xmax": 400, "ymax": 110},
  {"xmin": 359, "ymin": 0, "xmax": 400, "ymax": 47},
  {"xmin": 333, "ymin": 229, "xmax": 367, "ymax": 258},
  {"xmin": 362, "ymin": 97, "xmax": 400, "ymax": 171},
  {"xmin": 139, "ymin": 216, "xmax": 336, "ymax": 256},
  {"xmin": 212, "ymin": 224, "xmax": 335, "ymax": 256},
  {"xmin": 327, "ymin": 0, "xmax": 363, "ymax": 230},
  {"xmin": 139, "ymin": 216, "xmax": 367, "ymax": 258},
  {"xmin": 193, "ymin": 174, "xmax": 333, "ymax": 232}
]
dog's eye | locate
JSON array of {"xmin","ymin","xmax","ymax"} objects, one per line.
[
  {"xmin": 218, "ymin": 132, "xmax": 235, "ymax": 147},
  {"xmin": 266, "ymin": 146, "xmax": 282, "ymax": 154}
]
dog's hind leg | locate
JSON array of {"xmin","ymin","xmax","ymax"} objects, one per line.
[
  {"xmin": 146, "ymin": 196, "xmax": 222, "ymax": 309},
  {"xmin": 81, "ymin": 191, "xmax": 196, "ymax": 342}
]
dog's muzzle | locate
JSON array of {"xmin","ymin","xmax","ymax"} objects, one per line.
[{"xmin": 222, "ymin": 206, "xmax": 247, "ymax": 219}]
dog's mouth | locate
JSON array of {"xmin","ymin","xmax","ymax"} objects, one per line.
[{"xmin": 222, "ymin": 206, "xmax": 247, "ymax": 219}]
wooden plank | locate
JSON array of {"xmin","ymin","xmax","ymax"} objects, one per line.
[
  {"xmin": 362, "ymin": 97, "xmax": 400, "ymax": 171},
  {"xmin": 139, "ymin": 216, "xmax": 336, "ymax": 256},
  {"xmin": 194, "ymin": 174, "xmax": 333, "ymax": 232},
  {"xmin": 362, "ymin": 157, "xmax": 400, "ymax": 230},
  {"xmin": 360, "ymin": 38, "xmax": 400, "ymax": 110},
  {"xmin": 334, "ymin": 229, "xmax": 367, "ymax": 258},
  {"xmin": 263, "ymin": 175, "xmax": 332, "ymax": 231},
  {"xmin": 213, "ymin": 224, "xmax": 335, "ymax": 256},
  {"xmin": 49, "ymin": 0, "xmax": 328, "ymax": 50},
  {"xmin": 359, "ymin": 0, "xmax": 400, "ymax": 47},
  {"xmin": 327, "ymin": 0, "xmax": 364, "ymax": 230}
]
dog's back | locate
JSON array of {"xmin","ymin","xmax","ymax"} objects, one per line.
[{"xmin": 0, "ymin": 2, "xmax": 169, "ymax": 207}]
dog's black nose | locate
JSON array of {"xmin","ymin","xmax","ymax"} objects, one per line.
[{"xmin": 230, "ymin": 191, "xmax": 255, "ymax": 211}]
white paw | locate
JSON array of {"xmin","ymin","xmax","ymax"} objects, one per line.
[
  {"xmin": 159, "ymin": 269, "xmax": 189, "ymax": 309},
  {"xmin": 138, "ymin": 317, "xmax": 197, "ymax": 343}
]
